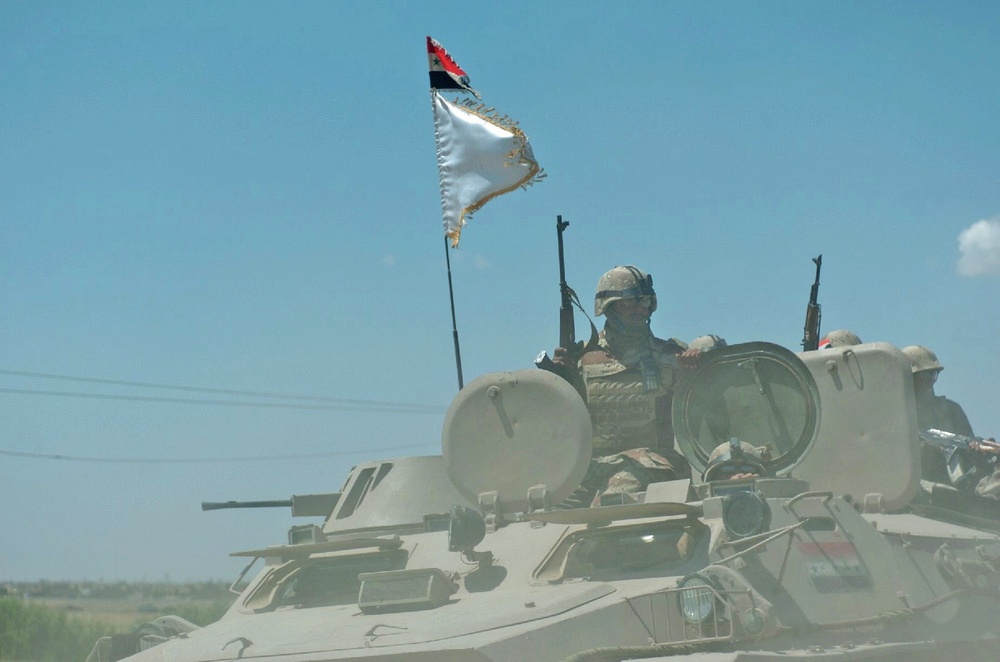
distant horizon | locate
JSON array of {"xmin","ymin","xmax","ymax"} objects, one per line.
[{"xmin": 3, "ymin": 579, "xmax": 233, "ymax": 586}]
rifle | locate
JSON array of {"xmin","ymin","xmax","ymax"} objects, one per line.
[
  {"xmin": 801, "ymin": 255, "xmax": 822, "ymax": 351},
  {"xmin": 535, "ymin": 216, "xmax": 597, "ymax": 376},
  {"xmin": 556, "ymin": 216, "xmax": 575, "ymax": 351},
  {"xmin": 919, "ymin": 428, "xmax": 1000, "ymax": 491}
]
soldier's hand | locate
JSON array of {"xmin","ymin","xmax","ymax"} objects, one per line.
[
  {"xmin": 552, "ymin": 346, "xmax": 572, "ymax": 368},
  {"xmin": 678, "ymin": 347, "xmax": 703, "ymax": 369}
]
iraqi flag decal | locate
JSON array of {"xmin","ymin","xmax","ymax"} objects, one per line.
[{"xmin": 798, "ymin": 541, "xmax": 871, "ymax": 592}]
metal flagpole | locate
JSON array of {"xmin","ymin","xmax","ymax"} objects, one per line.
[{"xmin": 444, "ymin": 237, "xmax": 464, "ymax": 390}]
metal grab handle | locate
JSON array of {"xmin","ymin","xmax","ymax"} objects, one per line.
[
  {"xmin": 737, "ymin": 358, "xmax": 766, "ymax": 395},
  {"xmin": 783, "ymin": 490, "xmax": 833, "ymax": 513}
]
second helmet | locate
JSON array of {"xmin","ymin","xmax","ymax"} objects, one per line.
[{"xmin": 901, "ymin": 345, "xmax": 944, "ymax": 374}]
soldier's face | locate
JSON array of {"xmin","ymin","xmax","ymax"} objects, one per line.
[
  {"xmin": 609, "ymin": 298, "xmax": 650, "ymax": 325},
  {"xmin": 914, "ymin": 370, "xmax": 939, "ymax": 394}
]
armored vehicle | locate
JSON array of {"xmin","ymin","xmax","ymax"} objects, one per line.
[{"xmin": 89, "ymin": 341, "xmax": 1000, "ymax": 661}]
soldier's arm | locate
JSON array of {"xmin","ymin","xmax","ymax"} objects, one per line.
[
  {"xmin": 546, "ymin": 346, "xmax": 587, "ymax": 402},
  {"xmin": 943, "ymin": 398, "xmax": 975, "ymax": 437},
  {"xmin": 677, "ymin": 347, "xmax": 703, "ymax": 369}
]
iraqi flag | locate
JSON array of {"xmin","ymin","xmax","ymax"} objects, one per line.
[
  {"xmin": 427, "ymin": 36, "xmax": 480, "ymax": 98},
  {"xmin": 432, "ymin": 90, "xmax": 543, "ymax": 247}
]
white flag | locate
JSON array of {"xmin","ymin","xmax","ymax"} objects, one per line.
[{"xmin": 432, "ymin": 90, "xmax": 543, "ymax": 247}]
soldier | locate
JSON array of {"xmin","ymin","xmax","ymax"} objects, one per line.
[
  {"xmin": 900, "ymin": 345, "xmax": 997, "ymax": 495},
  {"xmin": 901, "ymin": 345, "xmax": 973, "ymax": 437},
  {"xmin": 547, "ymin": 265, "xmax": 702, "ymax": 506},
  {"xmin": 818, "ymin": 329, "xmax": 862, "ymax": 349},
  {"xmin": 702, "ymin": 439, "xmax": 771, "ymax": 482}
]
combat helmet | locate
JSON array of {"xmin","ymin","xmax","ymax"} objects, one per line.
[
  {"xmin": 901, "ymin": 345, "xmax": 944, "ymax": 374},
  {"xmin": 818, "ymin": 329, "xmax": 862, "ymax": 349},
  {"xmin": 702, "ymin": 438, "xmax": 770, "ymax": 482},
  {"xmin": 689, "ymin": 334, "xmax": 727, "ymax": 352},
  {"xmin": 594, "ymin": 266, "xmax": 656, "ymax": 316}
]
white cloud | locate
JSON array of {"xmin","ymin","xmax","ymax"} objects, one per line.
[
  {"xmin": 474, "ymin": 254, "xmax": 491, "ymax": 270},
  {"xmin": 382, "ymin": 254, "xmax": 396, "ymax": 266},
  {"xmin": 957, "ymin": 218, "xmax": 1000, "ymax": 277}
]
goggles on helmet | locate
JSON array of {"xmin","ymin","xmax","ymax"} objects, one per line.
[
  {"xmin": 596, "ymin": 279, "xmax": 654, "ymax": 303},
  {"xmin": 609, "ymin": 295, "xmax": 654, "ymax": 310}
]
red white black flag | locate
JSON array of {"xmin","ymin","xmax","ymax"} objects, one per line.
[{"xmin": 427, "ymin": 36, "xmax": 480, "ymax": 99}]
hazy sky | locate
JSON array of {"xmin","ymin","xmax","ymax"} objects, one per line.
[{"xmin": 2, "ymin": 2, "xmax": 999, "ymax": 581}]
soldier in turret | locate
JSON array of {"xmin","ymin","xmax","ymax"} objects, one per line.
[
  {"xmin": 902, "ymin": 345, "xmax": 973, "ymax": 437},
  {"xmin": 546, "ymin": 265, "xmax": 708, "ymax": 505},
  {"xmin": 702, "ymin": 439, "xmax": 771, "ymax": 482},
  {"xmin": 901, "ymin": 345, "xmax": 1000, "ymax": 497}
]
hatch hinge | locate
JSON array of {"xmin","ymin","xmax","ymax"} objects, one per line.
[
  {"xmin": 862, "ymin": 493, "xmax": 886, "ymax": 513},
  {"xmin": 526, "ymin": 484, "xmax": 552, "ymax": 513},
  {"xmin": 478, "ymin": 490, "xmax": 504, "ymax": 532}
]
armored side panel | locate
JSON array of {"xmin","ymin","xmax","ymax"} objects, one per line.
[
  {"xmin": 793, "ymin": 342, "xmax": 920, "ymax": 510},
  {"xmin": 322, "ymin": 456, "xmax": 474, "ymax": 535},
  {"xmin": 673, "ymin": 341, "xmax": 920, "ymax": 512}
]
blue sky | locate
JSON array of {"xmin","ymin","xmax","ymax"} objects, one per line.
[{"xmin": 2, "ymin": 2, "xmax": 998, "ymax": 581}]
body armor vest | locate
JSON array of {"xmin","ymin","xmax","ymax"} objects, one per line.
[{"xmin": 583, "ymin": 350, "xmax": 676, "ymax": 454}]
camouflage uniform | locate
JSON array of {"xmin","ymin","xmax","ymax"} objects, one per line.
[
  {"xmin": 582, "ymin": 332, "xmax": 686, "ymax": 454},
  {"xmin": 975, "ymin": 469, "xmax": 1000, "ymax": 499},
  {"xmin": 548, "ymin": 266, "xmax": 696, "ymax": 507},
  {"xmin": 564, "ymin": 447, "xmax": 690, "ymax": 507},
  {"xmin": 571, "ymin": 331, "xmax": 691, "ymax": 506}
]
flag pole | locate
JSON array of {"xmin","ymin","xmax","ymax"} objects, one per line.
[
  {"xmin": 443, "ymin": 237, "xmax": 464, "ymax": 390},
  {"xmin": 427, "ymin": 36, "xmax": 542, "ymax": 391}
]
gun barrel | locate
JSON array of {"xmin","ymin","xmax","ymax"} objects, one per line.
[
  {"xmin": 556, "ymin": 215, "xmax": 569, "ymax": 287},
  {"xmin": 201, "ymin": 499, "xmax": 293, "ymax": 511}
]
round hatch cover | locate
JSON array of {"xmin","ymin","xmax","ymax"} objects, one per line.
[
  {"xmin": 442, "ymin": 369, "xmax": 592, "ymax": 512},
  {"xmin": 672, "ymin": 342, "xmax": 820, "ymax": 479}
]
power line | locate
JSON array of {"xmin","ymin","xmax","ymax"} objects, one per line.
[
  {"xmin": 0, "ymin": 369, "xmax": 444, "ymax": 412},
  {"xmin": 0, "ymin": 387, "xmax": 447, "ymax": 413},
  {"xmin": 0, "ymin": 442, "xmax": 439, "ymax": 464}
]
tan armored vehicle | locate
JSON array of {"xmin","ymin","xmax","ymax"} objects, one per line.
[{"xmin": 90, "ymin": 341, "xmax": 1000, "ymax": 662}]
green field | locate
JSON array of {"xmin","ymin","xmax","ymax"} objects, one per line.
[{"xmin": 0, "ymin": 584, "xmax": 234, "ymax": 662}]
